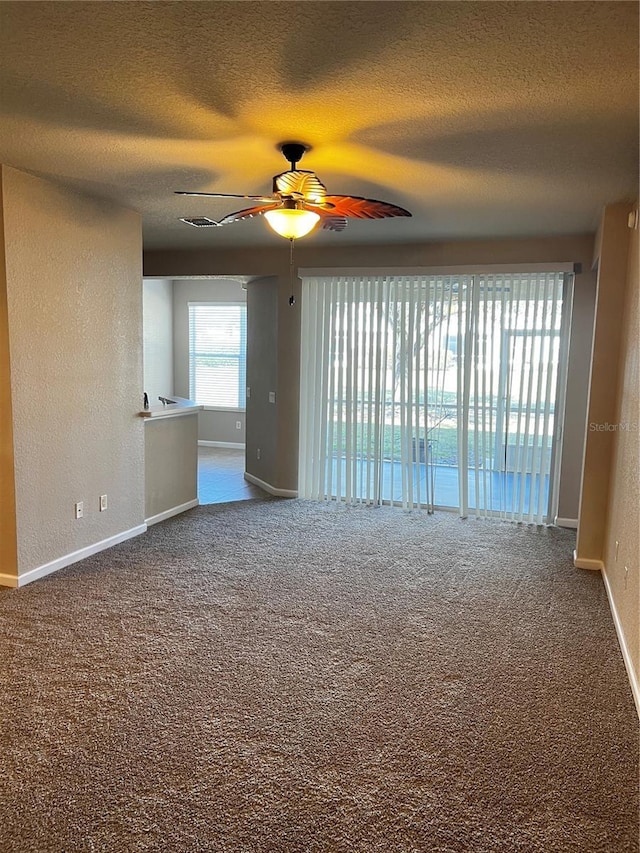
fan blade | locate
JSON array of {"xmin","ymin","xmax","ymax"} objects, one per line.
[
  {"xmin": 273, "ymin": 170, "xmax": 327, "ymax": 202},
  {"xmin": 323, "ymin": 195, "xmax": 412, "ymax": 220},
  {"xmin": 216, "ymin": 203, "xmax": 280, "ymax": 226},
  {"xmin": 174, "ymin": 191, "xmax": 275, "ymax": 202}
]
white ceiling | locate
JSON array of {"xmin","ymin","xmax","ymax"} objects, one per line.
[{"xmin": 0, "ymin": 1, "xmax": 637, "ymax": 250}]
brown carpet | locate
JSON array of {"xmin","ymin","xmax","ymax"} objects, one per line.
[{"xmin": 0, "ymin": 500, "xmax": 637, "ymax": 852}]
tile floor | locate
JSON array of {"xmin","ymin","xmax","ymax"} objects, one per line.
[
  {"xmin": 327, "ymin": 458, "xmax": 549, "ymax": 513},
  {"xmin": 198, "ymin": 446, "xmax": 265, "ymax": 505},
  {"xmin": 199, "ymin": 447, "xmax": 549, "ymax": 516}
]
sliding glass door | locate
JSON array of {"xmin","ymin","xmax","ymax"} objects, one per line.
[
  {"xmin": 461, "ymin": 274, "xmax": 567, "ymax": 522},
  {"xmin": 299, "ymin": 271, "xmax": 571, "ymax": 524}
]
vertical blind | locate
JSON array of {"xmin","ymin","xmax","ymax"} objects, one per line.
[
  {"xmin": 463, "ymin": 273, "xmax": 566, "ymax": 523},
  {"xmin": 188, "ymin": 303, "xmax": 247, "ymax": 408},
  {"xmin": 299, "ymin": 272, "xmax": 569, "ymax": 524}
]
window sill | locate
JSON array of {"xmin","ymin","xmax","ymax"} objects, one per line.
[{"xmin": 200, "ymin": 406, "xmax": 246, "ymax": 413}]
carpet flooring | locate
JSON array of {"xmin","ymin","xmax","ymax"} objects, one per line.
[{"xmin": 0, "ymin": 500, "xmax": 637, "ymax": 852}]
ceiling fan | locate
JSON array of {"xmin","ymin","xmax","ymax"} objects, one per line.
[{"xmin": 175, "ymin": 142, "xmax": 411, "ymax": 240}]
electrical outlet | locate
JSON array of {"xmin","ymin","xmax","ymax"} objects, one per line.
[
  {"xmin": 268, "ymin": 391, "xmax": 276, "ymax": 404},
  {"xmin": 236, "ymin": 421, "xmax": 242, "ymax": 430},
  {"xmin": 246, "ymin": 386, "xmax": 251, "ymax": 399},
  {"xmin": 74, "ymin": 501, "xmax": 83, "ymax": 519},
  {"xmin": 257, "ymin": 448, "xmax": 261, "ymax": 460},
  {"xmin": 615, "ymin": 540, "xmax": 619, "ymax": 561},
  {"xmin": 100, "ymin": 494, "xmax": 108, "ymax": 512}
]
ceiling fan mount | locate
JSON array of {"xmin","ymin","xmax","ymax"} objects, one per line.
[{"xmin": 278, "ymin": 141, "xmax": 310, "ymax": 170}]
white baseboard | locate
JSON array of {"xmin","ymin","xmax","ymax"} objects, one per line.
[
  {"xmin": 146, "ymin": 498, "xmax": 199, "ymax": 527},
  {"xmin": 244, "ymin": 471, "xmax": 298, "ymax": 498},
  {"xmin": 0, "ymin": 524, "xmax": 147, "ymax": 589},
  {"xmin": 198, "ymin": 440, "xmax": 245, "ymax": 449},
  {"xmin": 601, "ymin": 564, "xmax": 640, "ymax": 719},
  {"xmin": 556, "ymin": 517, "xmax": 578, "ymax": 529},
  {"xmin": 573, "ymin": 550, "xmax": 604, "ymax": 571}
]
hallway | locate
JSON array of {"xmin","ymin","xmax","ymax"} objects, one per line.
[{"xmin": 197, "ymin": 446, "xmax": 264, "ymax": 505}]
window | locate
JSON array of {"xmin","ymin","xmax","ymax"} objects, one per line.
[{"xmin": 188, "ymin": 303, "xmax": 247, "ymax": 409}]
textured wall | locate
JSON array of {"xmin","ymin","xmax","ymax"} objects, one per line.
[
  {"xmin": 145, "ymin": 233, "xmax": 596, "ymax": 505},
  {"xmin": 143, "ymin": 278, "xmax": 174, "ymax": 404},
  {"xmin": 246, "ymin": 277, "xmax": 278, "ymax": 488},
  {"xmin": 0, "ymin": 172, "xmax": 18, "ymax": 579},
  {"xmin": 603, "ymin": 204, "xmax": 639, "ymax": 679},
  {"xmin": 3, "ymin": 166, "xmax": 145, "ymax": 575},
  {"xmin": 172, "ymin": 278, "xmax": 247, "ymax": 444},
  {"xmin": 144, "ymin": 414, "xmax": 198, "ymax": 520},
  {"xmin": 576, "ymin": 204, "xmax": 633, "ymax": 564}
]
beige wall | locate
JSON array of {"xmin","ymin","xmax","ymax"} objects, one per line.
[
  {"xmin": 146, "ymin": 234, "xmax": 596, "ymax": 505},
  {"xmin": 143, "ymin": 278, "xmax": 174, "ymax": 403},
  {"xmin": 1, "ymin": 165, "xmax": 145, "ymax": 579},
  {"xmin": 0, "ymin": 174, "xmax": 18, "ymax": 578},
  {"xmin": 144, "ymin": 413, "xmax": 198, "ymax": 520},
  {"xmin": 601, "ymin": 204, "xmax": 639, "ymax": 682},
  {"xmin": 246, "ymin": 276, "xmax": 279, "ymax": 487},
  {"xmin": 576, "ymin": 204, "xmax": 634, "ymax": 565},
  {"xmin": 172, "ymin": 277, "xmax": 247, "ymax": 444}
]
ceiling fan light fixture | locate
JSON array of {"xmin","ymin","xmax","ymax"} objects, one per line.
[{"xmin": 264, "ymin": 207, "xmax": 320, "ymax": 240}]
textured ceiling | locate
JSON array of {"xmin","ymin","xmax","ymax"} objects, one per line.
[{"xmin": 0, "ymin": 1, "xmax": 637, "ymax": 249}]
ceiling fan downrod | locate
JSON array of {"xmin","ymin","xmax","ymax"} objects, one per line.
[{"xmin": 279, "ymin": 142, "xmax": 309, "ymax": 171}]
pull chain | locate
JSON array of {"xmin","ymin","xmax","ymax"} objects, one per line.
[{"xmin": 288, "ymin": 238, "xmax": 296, "ymax": 306}]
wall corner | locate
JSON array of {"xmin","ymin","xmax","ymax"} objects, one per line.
[{"xmin": 0, "ymin": 165, "xmax": 19, "ymax": 583}]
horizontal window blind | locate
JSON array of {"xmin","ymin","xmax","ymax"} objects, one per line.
[{"xmin": 188, "ymin": 303, "xmax": 247, "ymax": 408}]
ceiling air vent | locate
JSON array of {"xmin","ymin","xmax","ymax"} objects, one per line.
[{"xmin": 179, "ymin": 217, "xmax": 219, "ymax": 227}]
